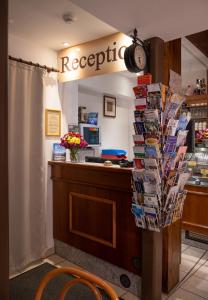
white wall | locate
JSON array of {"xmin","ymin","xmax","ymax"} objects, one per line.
[
  {"xmin": 78, "ymin": 73, "xmax": 135, "ymax": 159},
  {"xmin": 182, "ymin": 38, "xmax": 208, "ymax": 89}
]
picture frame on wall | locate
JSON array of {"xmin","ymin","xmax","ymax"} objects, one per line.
[
  {"xmin": 103, "ymin": 95, "xmax": 116, "ymax": 117},
  {"xmin": 45, "ymin": 109, "xmax": 61, "ymax": 136}
]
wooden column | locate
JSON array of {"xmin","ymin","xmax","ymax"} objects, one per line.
[
  {"xmin": 162, "ymin": 38, "xmax": 181, "ymax": 293},
  {"xmin": 0, "ymin": 0, "xmax": 9, "ymax": 299},
  {"xmin": 141, "ymin": 37, "xmax": 165, "ymax": 300},
  {"xmin": 142, "ymin": 230, "xmax": 162, "ymax": 300},
  {"xmin": 142, "ymin": 37, "xmax": 182, "ymax": 299}
]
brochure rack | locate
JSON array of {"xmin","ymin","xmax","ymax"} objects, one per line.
[{"xmin": 131, "ymin": 80, "xmax": 191, "ymax": 232}]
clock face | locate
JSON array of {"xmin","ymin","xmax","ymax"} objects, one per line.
[{"xmin": 134, "ymin": 45, "xmax": 146, "ymax": 71}]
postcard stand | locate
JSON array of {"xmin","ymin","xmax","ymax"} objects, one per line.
[{"xmin": 131, "ymin": 81, "xmax": 191, "ymax": 300}]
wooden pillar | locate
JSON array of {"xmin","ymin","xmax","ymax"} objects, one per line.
[
  {"xmin": 142, "ymin": 230, "xmax": 162, "ymax": 300},
  {"xmin": 141, "ymin": 37, "xmax": 164, "ymax": 300},
  {"xmin": 141, "ymin": 37, "xmax": 182, "ymax": 299},
  {"xmin": 0, "ymin": 0, "xmax": 9, "ymax": 299},
  {"xmin": 162, "ymin": 38, "xmax": 181, "ymax": 293}
]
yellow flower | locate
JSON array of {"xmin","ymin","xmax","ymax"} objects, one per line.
[{"xmin": 75, "ymin": 137, "xmax": 81, "ymax": 144}]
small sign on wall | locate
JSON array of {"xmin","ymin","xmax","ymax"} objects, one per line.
[{"xmin": 45, "ymin": 109, "xmax": 61, "ymax": 136}]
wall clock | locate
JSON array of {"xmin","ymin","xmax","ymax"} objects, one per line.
[{"xmin": 124, "ymin": 29, "xmax": 149, "ymax": 73}]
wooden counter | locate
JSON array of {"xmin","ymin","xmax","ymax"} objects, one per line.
[
  {"xmin": 49, "ymin": 161, "xmax": 181, "ymax": 292},
  {"xmin": 183, "ymin": 184, "xmax": 208, "ymax": 236}
]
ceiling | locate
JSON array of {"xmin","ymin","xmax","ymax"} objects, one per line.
[
  {"xmin": 9, "ymin": 0, "xmax": 208, "ymax": 52},
  {"xmin": 70, "ymin": 0, "xmax": 208, "ymax": 42},
  {"xmin": 9, "ymin": 0, "xmax": 117, "ymax": 51}
]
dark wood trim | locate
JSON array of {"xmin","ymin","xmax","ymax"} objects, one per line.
[{"xmin": 0, "ymin": 0, "xmax": 9, "ymax": 298}]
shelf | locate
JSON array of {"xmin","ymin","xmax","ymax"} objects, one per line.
[{"xmin": 186, "ymin": 94, "xmax": 208, "ymax": 102}]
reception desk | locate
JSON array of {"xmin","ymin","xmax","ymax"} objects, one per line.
[{"xmin": 49, "ymin": 161, "xmax": 181, "ymax": 293}]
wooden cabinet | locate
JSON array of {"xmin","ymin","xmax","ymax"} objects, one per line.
[{"xmin": 183, "ymin": 184, "xmax": 208, "ymax": 235}]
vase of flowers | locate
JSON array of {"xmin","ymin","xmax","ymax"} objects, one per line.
[{"xmin": 60, "ymin": 132, "xmax": 88, "ymax": 162}]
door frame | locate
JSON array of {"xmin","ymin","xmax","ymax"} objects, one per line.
[{"xmin": 0, "ymin": 0, "xmax": 9, "ymax": 299}]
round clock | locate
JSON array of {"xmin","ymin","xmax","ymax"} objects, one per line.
[{"xmin": 124, "ymin": 43, "xmax": 147, "ymax": 73}]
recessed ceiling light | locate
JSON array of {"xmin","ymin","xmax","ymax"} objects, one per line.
[
  {"xmin": 76, "ymin": 48, "xmax": 80, "ymax": 52},
  {"xmin": 62, "ymin": 42, "xmax": 69, "ymax": 47}
]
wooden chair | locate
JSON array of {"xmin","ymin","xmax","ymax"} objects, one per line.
[{"xmin": 35, "ymin": 267, "xmax": 119, "ymax": 300}]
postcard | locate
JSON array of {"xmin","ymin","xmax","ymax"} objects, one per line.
[
  {"xmin": 166, "ymin": 119, "xmax": 179, "ymax": 136},
  {"xmin": 134, "ymin": 110, "xmax": 145, "ymax": 122},
  {"xmin": 135, "ymin": 98, "xmax": 147, "ymax": 110},
  {"xmin": 163, "ymin": 136, "xmax": 177, "ymax": 153},
  {"xmin": 133, "ymin": 134, "xmax": 145, "ymax": 145},
  {"xmin": 176, "ymin": 130, "xmax": 188, "ymax": 147}
]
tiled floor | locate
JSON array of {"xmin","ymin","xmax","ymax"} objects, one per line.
[{"xmin": 10, "ymin": 243, "xmax": 208, "ymax": 300}]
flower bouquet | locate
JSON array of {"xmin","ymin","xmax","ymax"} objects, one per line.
[{"xmin": 60, "ymin": 132, "xmax": 88, "ymax": 162}]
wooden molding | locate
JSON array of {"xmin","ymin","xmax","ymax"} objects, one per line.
[{"xmin": 69, "ymin": 192, "xmax": 116, "ymax": 248}]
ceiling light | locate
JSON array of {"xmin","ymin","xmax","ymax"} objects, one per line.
[
  {"xmin": 62, "ymin": 42, "xmax": 69, "ymax": 47},
  {"xmin": 76, "ymin": 48, "xmax": 80, "ymax": 52}
]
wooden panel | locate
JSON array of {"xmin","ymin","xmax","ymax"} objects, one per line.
[
  {"xmin": 186, "ymin": 30, "xmax": 208, "ymax": 58},
  {"xmin": 69, "ymin": 192, "xmax": 116, "ymax": 248},
  {"xmin": 52, "ymin": 163, "xmax": 141, "ymax": 274},
  {"xmin": 162, "ymin": 220, "xmax": 181, "ymax": 293},
  {"xmin": 163, "ymin": 39, "xmax": 181, "ymax": 86},
  {"xmin": 182, "ymin": 185, "xmax": 208, "ymax": 235},
  {"xmin": 142, "ymin": 230, "xmax": 162, "ymax": 300},
  {"xmin": 0, "ymin": 0, "xmax": 9, "ymax": 298}
]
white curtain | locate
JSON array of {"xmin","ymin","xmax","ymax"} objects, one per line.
[{"xmin": 8, "ymin": 61, "xmax": 46, "ymax": 274}]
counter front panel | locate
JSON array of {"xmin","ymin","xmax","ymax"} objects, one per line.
[{"xmin": 50, "ymin": 162, "xmax": 142, "ymax": 274}]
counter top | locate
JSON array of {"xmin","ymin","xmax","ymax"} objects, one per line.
[{"xmin": 48, "ymin": 161, "xmax": 133, "ymax": 174}]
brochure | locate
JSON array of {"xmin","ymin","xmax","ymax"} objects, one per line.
[
  {"xmin": 135, "ymin": 98, "xmax": 147, "ymax": 110},
  {"xmin": 176, "ymin": 130, "xmax": 188, "ymax": 147},
  {"xmin": 166, "ymin": 119, "xmax": 179, "ymax": 136},
  {"xmin": 52, "ymin": 143, "xmax": 66, "ymax": 161},
  {"xmin": 134, "ymin": 110, "xmax": 145, "ymax": 122},
  {"xmin": 163, "ymin": 136, "xmax": 177, "ymax": 154},
  {"xmin": 133, "ymin": 134, "xmax": 145, "ymax": 145},
  {"xmin": 133, "ymin": 85, "xmax": 148, "ymax": 98}
]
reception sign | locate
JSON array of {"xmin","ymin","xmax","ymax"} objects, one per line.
[{"xmin": 58, "ymin": 32, "xmax": 132, "ymax": 82}]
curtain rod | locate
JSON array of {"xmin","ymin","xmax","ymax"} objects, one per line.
[{"xmin": 8, "ymin": 55, "xmax": 59, "ymax": 73}]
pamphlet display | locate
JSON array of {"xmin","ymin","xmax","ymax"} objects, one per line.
[
  {"xmin": 52, "ymin": 143, "xmax": 66, "ymax": 161},
  {"xmin": 131, "ymin": 79, "xmax": 191, "ymax": 232}
]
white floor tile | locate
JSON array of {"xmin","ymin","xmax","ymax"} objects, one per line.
[
  {"xmin": 168, "ymin": 288, "xmax": 205, "ymax": 300},
  {"xmin": 122, "ymin": 292, "xmax": 140, "ymax": 300},
  {"xmin": 194, "ymin": 265, "xmax": 208, "ymax": 281},
  {"xmin": 180, "ymin": 270, "xmax": 188, "ymax": 281},
  {"xmin": 180, "ymin": 258, "xmax": 197, "ymax": 273},
  {"xmin": 182, "ymin": 244, "xmax": 190, "ymax": 252},
  {"xmin": 182, "ymin": 247, "xmax": 205, "ymax": 263},
  {"xmin": 44, "ymin": 254, "xmax": 65, "ymax": 265},
  {"xmin": 181, "ymin": 275, "xmax": 208, "ymax": 299},
  {"xmin": 56, "ymin": 260, "xmax": 83, "ymax": 270}
]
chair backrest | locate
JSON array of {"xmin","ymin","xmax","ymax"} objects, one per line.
[{"xmin": 34, "ymin": 267, "xmax": 119, "ymax": 300}]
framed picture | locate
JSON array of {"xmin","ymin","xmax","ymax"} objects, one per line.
[
  {"xmin": 103, "ymin": 95, "xmax": 116, "ymax": 117},
  {"xmin": 45, "ymin": 109, "xmax": 61, "ymax": 136}
]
